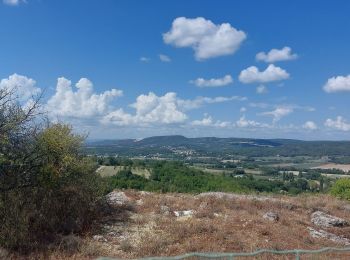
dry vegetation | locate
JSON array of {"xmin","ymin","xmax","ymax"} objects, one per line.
[{"xmin": 6, "ymin": 191, "xmax": 350, "ymax": 260}]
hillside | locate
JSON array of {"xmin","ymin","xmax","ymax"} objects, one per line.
[
  {"xmin": 85, "ymin": 135, "xmax": 350, "ymax": 157},
  {"xmin": 11, "ymin": 190, "xmax": 350, "ymax": 259}
]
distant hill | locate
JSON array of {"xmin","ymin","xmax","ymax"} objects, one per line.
[{"xmin": 85, "ymin": 135, "xmax": 350, "ymax": 157}]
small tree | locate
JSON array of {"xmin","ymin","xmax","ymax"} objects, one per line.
[
  {"xmin": 331, "ymin": 178, "xmax": 350, "ymax": 200},
  {"xmin": 0, "ymin": 86, "xmax": 104, "ymax": 252}
]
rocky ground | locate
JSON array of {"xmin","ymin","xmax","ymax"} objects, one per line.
[
  {"xmin": 5, "ymin": 190, "xmax": 350, "ymax": 259},
  {"xmin": 87, "ymin": 190, "xmax": 350, "ymax": 259}
]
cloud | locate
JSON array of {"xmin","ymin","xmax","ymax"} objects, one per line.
[
  {"xmin": 323, "ymin": 75, "xmax": 350, "ymax": 93},
  {"xmin": 0, "ymin": 73, "xmax": 41, "ymax": 105},
  {"xmin": 102, "ymin": 92, "xmax": 187, "ymax": 126},
  {"xmin": 239, "ymin": 64, "xmax": 290, "ymax": 84},
  {"xmin": 190, "ymin": 74, "xmax": 233, "ymax": 88},
  {"xmin": 256, "ymin": 85, "xmax": 268, "ymax": 94},
  {"xmin": 46, "ymin": 77, "xmax": 123, "ymax": 119},
  {"xmin": 324, "ymin": 116, "xmax": 350, "ymax": 131},
  {"xmin": 3, "ymin": 0, "xmax": 25, "ymax": 6},
  {"xmin": 140, "ymin": 57, "xmax": 150, "ymax": 62},
  {"xmin": 303, "ymin": 121, "xmax": 318, "ymax": 130},
  {"xmin": 102, "ymin": 92, "xmax": 245, "ymax": 127},
  {"xmin": 159, "ymin": 54, "xmax": 171, "ymax": 62},
  {"xmin": 260, "ymin": 106, "xmax": 294, "ymax": 123},
  {"xmin": 235, "ymin": 116, "xmax": 270, "ymax": 128},
  {"xmin": 240, "ymin": 107, "xmax": 247, "ymax": 113},
  {"xmin": 178, "ymin": 95, "xmax": 246, "ymax": 110},
  {"xmin": 163, "ymin": 17, "xmax": 246, "ymax": 60},
  {"xmin": 256, "ymin": 47, "xmax": 298, "ymax": 63},
  {"xmin": 235, "ymin": 116, "xmax": 260, "ymax": 128},
  {"xmin": 191, "ymin": 114, "xmax": 230, "ymax": 128}
]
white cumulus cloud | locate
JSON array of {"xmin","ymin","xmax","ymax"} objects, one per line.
[
  {"xmin": 256, "ymin": 47, "xmax": 298, "ymax": 63},
  {"xmin": 324, "ymin": 116, "xmax": 350, "ymax": 131},
  {"xmin": 323, "ymin": 75, "xmax": 350, "ymax": 93},
  {"xmin": 190, "ymin": 74, "xmax": 233, "ymax": 88},
  {"xmin": 235, "ymin": 116, "xmax": 269, "ymax": 128},
  {"xmin": 46, "ymin": 77, "xmax": 123, "ymax": 119},
  {"xmin": 0, "ymin": 73, "xmax": 41, "ymax": 105},
  {"xmin": 191, "ymin": 114, "xmax": 230, "ymax": 128},
  {"xmin": 239, "ymin": 64, "xmax": 290, "ymax": 84},
  {"xmin": 102, "ymin": 92, "xmax": 187, "ymax": 126},
  {"xmin": 260, "ymin": 106, "xmax": 294, "ymax": 123},
  {"xmin": 163, "ymin": 17, "xmax": 246, "ymax": 60},
  {"xmin": 102, "ymin": 92, "xmax": 245, "ymax": 127},
  {"xmin": 303, "ymin": 121, "xmax": 318, "ymax": 130}
]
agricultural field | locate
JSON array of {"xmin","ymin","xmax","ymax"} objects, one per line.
[
  {"xmin": 97, "ymin": 165, "xmax": 151, "ymax": 178},
  {"xmin": 312, "ymin": 164, "xmax": 350, "ymax": 173}
]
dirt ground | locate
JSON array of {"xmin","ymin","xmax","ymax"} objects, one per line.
[
  {"xmin": 7, "ymin": 191, "xmax": 350, "ymax": 260},
  {"xmin": 88, "ymin": 191, "xmax": 350, "ymax": 259}
]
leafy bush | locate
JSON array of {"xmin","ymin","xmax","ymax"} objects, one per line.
[
  {"xmin": 330, "ymin": 178, "xmax": 350, "ymax": 200},
  {"xmin": 0, "ymin": 88, "xmax": 106, "ymax": 252},
  {"xmin": 0, "ymin": 124, "xmax": 105, "ymax": 252}
]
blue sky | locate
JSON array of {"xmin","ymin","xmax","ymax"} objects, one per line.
[{"xmin": 1, "ymin": 0, "xmax": 350, "ymax": 140}]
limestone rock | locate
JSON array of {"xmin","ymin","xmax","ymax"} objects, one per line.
[
  {"xmin": 93, "ymin": 235, "xmax": 107, "ymax": 242},
  {"xmin": 308, "ymin": 227, "xmax": 350, "ymax": 245},
  {"xmin": 311, "ymin": 211, "xmax": 347, "ymax": 228},
  {"xmin": 263, "ymin": 212, "xmax": 279, "ymax": 222},
  {"xmin": 174, "ymin": 210, "xmax": 194, "ymax": 218},
  {"xmin": 106, "ymin": 191, "xmax": 130, "ymax": 206},
  {"xmin": 160, "ymin": 205, "xmax": 171, "ymax": 215}
]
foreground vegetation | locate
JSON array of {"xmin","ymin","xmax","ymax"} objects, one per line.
[{"xmin": 0, "ymin": 87, "xmax": 105, "ymax": 252}]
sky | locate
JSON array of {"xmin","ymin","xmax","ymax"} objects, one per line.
[{"xmin": 1, "ymin": 0, "xmax": 350, "ymax": 140}]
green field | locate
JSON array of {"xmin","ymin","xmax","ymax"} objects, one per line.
[{"xmin": 97, "ymin": 165, "xmax": 151, "ymax": 178}]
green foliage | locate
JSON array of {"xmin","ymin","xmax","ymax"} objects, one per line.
[
  {"xmin": 105, "ymin": 161, "xmax": 287, "ymax": 194},
  {"xmin": 0, "ymin": 121, "xmax": 105, "ymax": 252},
  {"xmin": 330, "ymin": 178, "xmax": 350, "ymax": 200}
]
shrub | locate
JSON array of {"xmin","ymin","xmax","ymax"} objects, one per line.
[
  {"xmin": 0, "ymin": 88, "xmax": 106, "ymax": 252},
  {"xmin": 330, "ymin": 178, "xmax": 350, "ymax": 200}
]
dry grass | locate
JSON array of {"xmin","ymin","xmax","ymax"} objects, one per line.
[{"xmin": 7, "ymin": 191, "xmax": 350, "ymax": 259}]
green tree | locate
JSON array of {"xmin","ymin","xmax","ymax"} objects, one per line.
[
  {"xmin": 331, "ymin": 178, "xmax": 350, "ymax": 200},
  {"xmin": 0, "ymin": 87, "xmax": 104, "ymax": 252}
]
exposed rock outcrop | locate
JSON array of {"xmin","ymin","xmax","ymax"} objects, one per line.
[
  {"xmin": 106, "ymin": 191, "xmax": 131, "ymax": 206},
  {"xmin": 311, "ymin": 211, "xmax": 348, "ymax": 228},
  {"xmin": 174, "ymin": 210, "xmax": 194, "ymax": 218},
  {"xmin": 308, "ymin": 227, "xmax": 350, "ymax": 245}
]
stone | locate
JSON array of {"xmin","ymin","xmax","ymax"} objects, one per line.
[
  {"xmin": 174, "ymin": 210, "xmax": 194, "ymax": 217},
  {"xmin": 311, "ymin": 211, "xmax": 348, "ymax": 228},
  {"xmin": 93, "ymin": 235, "xmax": 107, "ymax": 242},
  {"xmin": 136, "ymin": 199, "xmax": 144, "ymax": 206},
  {"xmin": 263, "ymin": 212, "xmax": 279, "ymax": 222},
  {"xmin": 106, "ymin": 191, "xmax": 130, "ymax": 206},
  {"xmin": 139, "ymin": 191, "xmax": 151, "ymax": 196},
  {"xmin": 160, "ymin": 205, "xmax": 171, "ymax": 215},
  {"xmin": 308, "ymin": 227, "xmax": 350, "ymax": 245}
]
